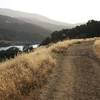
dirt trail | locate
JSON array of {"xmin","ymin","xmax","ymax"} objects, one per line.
[{"xmin": 45, "ymin": 41, "xmax": 100, "ymax": 100}]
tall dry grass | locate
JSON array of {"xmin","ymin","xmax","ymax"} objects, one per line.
[
  {"xmin": 48, "ymin": 40, "xmax": 80, "ymax": 54},
  {"xmin": 0, "ymin": 50, "xmax": 57, "ymax": 99},
  {"xmin": 94, "ymin": 39, "xmax": 100, "ymax": 58},
  {"xmin": 0, "ymin": 39, "xmax": 87, "ymax": 99}
]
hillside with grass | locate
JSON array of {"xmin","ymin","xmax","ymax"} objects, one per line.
[
  {"xmin": 0, "ymin": 15, "xmax": 51, "ymax": 42},
  {"xmin": 0, "ymin": 39, "xmax": 84, "ymax": 99},
  {"xmin": 0, "ymin": 38, "xmax": 100, "ymax": 100},
  {"xmin": 0, "ymin": 8, "xmax": 76, "ymax": 31}
]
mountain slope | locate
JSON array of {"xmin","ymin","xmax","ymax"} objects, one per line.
[
  {"xmin": 0, "ymin": 15, "xmax": 51, "ymax": 42},
  {"xmin": 0, "ymin": 8, "xmax": 76, "ymax": 31}
]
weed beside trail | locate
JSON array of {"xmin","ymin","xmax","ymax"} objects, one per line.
[
  {"xmin": 0, "ymin": 49, "xmax": 57, "ymax": 99},
  {"xmin": 48, "ymin": 40, "xmax": 83, "ymax": 54},
  {"xmin": 94, "ymin": 39, "xmax": 100, "ymax": 58}
]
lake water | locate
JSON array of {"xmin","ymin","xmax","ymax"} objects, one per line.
[{"xmin": 0, "ymin": 44, "xmax": 39, "ymax": 51}]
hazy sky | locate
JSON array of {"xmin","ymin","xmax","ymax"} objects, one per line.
[{"xmin": 0, "ymin": 0, "xmax": 100, "ymax": 23}]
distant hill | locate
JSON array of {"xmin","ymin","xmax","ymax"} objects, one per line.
[
  {"xmin": 0, "ymin": 15, "xmax": 51, "ymax": 42},
  {"xmin": 0, "ymin": 8, "xmax": 76, "ymax": 31},
  {"xmin": 0, "ymin": 8, "xmax": 81, "ymax": 43}
]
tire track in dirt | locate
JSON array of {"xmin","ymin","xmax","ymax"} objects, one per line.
[{"xmin": 45, "ymin": 41, "xmax": 100, "ymax": 100}]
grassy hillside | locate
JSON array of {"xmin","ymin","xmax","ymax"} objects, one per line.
[
  {"xmin": 0, "ymin": 8, "xmax": 76, "ymax": 31},
  {"xmin": 0, "ymin": 15, "xmax": 51, "ymax": 42},
  {"xmin": 0, "ymin": 39, "xmax": 84, "ymax": 100}
]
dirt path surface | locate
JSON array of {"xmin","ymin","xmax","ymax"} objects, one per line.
[{"xmin": 45, "ymin": 41, "xmax": 100, "ymax": 100}]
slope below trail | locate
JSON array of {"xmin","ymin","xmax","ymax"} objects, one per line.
[{"xmin": 43, "ymin": 40, "xmax": 100, "ymax": 100}]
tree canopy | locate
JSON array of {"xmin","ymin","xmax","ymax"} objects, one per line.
[{"xmin": 40, "ymin": 20, "xmax": 100, "ymax": 45}]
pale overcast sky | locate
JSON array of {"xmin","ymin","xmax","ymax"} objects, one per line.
[{"xmin": 0, "ymin": 0, "xmax": 100, "ymax": 23}]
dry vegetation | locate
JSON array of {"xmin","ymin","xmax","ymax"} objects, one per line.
[
  {"xmin": 94, "ymin": 39, "xmax": 100, "ymax": 58},
  {"xmin": 48, "ymin": 40, "xmax": 79, "ymax": 54},
  {"xmin": 48, "ymin": 38, "xmax": 97, "ymax": 54},
  {"xmin": 0, "ymin": 38, "xmax": 97, "ymax": 100}
]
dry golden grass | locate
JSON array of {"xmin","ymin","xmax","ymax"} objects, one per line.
[
  {"xmin": 0, "ymin": 50, "xmax": 57, "ymax": 99},
  {"xmin": 94, "ymin": 39, "xmax": 100, "ymax": 58},
  {"xmin": 0, "ymin": 38, "xmax": 93, "ymax": 99},
  {"xmin": 48, "ymin": 39, "xmax": 83, "ymax": 54}
]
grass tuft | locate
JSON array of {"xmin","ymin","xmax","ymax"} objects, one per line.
[{"xmin": 94, "ymin": 39, "xmax": 100, "ymax": 58}]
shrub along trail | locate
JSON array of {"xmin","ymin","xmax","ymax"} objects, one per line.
[{"xmin": 44, "ymin": 41, "xmax": 100, "ymax": 100}]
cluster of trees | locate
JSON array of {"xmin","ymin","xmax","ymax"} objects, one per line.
[
  {"xmin": 0, "ymin": 47, "xmax": 20, "ymax": 61},
  {"xmin": 40, "ymin": 20, "xmax": 100, "ymax": 45},
  {"xmin": 0, "ymin": 45, "xmax": 33, "ymax": 61}
]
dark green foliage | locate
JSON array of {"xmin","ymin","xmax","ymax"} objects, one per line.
[
  {"xmin": 41, "ymin": 20, "xmax": 100, "ymax": 45},
  {"xmin": 40, "ymin": 37, "xmax": 51, "ymax": 46},
  {"xmin": 23, "ymin": 45, "xmax": 33, "ymax": 53},
  {"xmin": 0, "ymin": 47, "xmax": 21, "ymax": 61}
]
